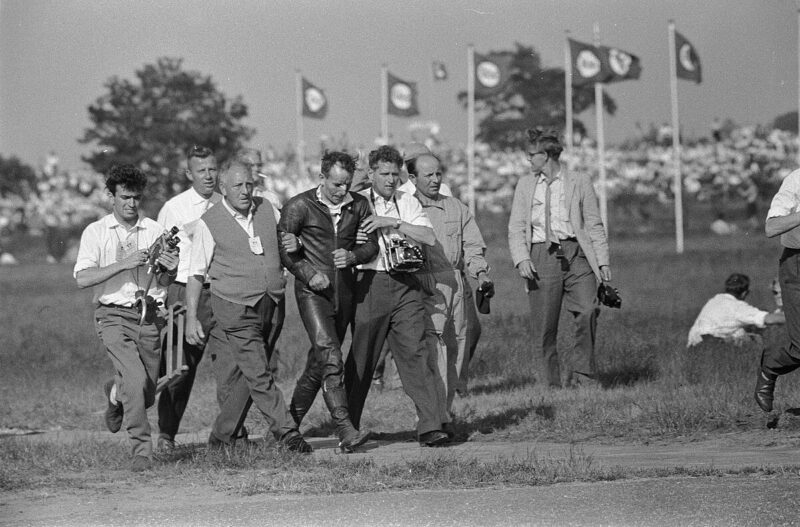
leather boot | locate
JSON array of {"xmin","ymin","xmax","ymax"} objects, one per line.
[
  {"xmin": 290, "ymin": 373, "xmax": 320, "ymax": 426},
  {"xmin": 323, "ymin": 385, "xmax": 371, "ymax": 452},
  {"xmin": 754, "ymin": 369, "xmax": 777, "ymax": 413}
]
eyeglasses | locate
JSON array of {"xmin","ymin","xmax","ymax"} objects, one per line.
[
  {"xmin": 187, "ymin": 145, "xmax": 213, "ymax": 159},
  {"xmin": 526, "ymin": 151, "xmax": 546, "ymax": 159}
]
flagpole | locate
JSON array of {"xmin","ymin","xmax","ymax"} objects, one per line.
[
  {"xmin": 381, "ymin": 64, "xmax": 389, "ymax": 145},
  {"xmin": 796, "ymin": 1, "xmax": 800, "ymax": 166},
  {"xmin": 467, "ymin": 44, "xmax": 476, "ymax": 216},
  {"xmin": 295, "ymin": 70, "xmax": 305, "ymax": 180},
  {"xmin": 564, "ymin": 31, "xmax": 574, "ymax": 168},
  {"xmin": 593, "ymin": 23, "xmax": 608, "ymax": 234},
  {"xmin": 668, "ymin": 20, "xmax": 684, "ymax": 254}
]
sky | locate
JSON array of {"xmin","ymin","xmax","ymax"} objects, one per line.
[{"xmin": 1, "ymin": 0, "xmax": 798, "ymax": 170}]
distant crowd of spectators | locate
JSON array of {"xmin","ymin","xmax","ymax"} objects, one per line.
[{"xmin": 1, "ymin": 125, "xmax": 797, "ymax": 263}]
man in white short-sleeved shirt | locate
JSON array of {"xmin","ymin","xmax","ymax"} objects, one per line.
[
  {"xmin": 687, "ymin": 273, "xmax": 783, "ymax": 347},
  {"xmin": 74, "ymin": 165, "xmax": 178, "ymax": 471},
  {"xmin": 756, "ymin": 168, "xmax": 800, "ymax": 412},
  {"xmin": 343, "ymin": 145, "xmax": 450, "ymax": 447},
  {"xmin": 154, "ymin": 145, "xmax": 221, "ymax": 451}
]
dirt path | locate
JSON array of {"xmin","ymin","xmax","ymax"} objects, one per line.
[{"xmin": 3, "ymin": 428, "xmax": 800, "ymax": 526}]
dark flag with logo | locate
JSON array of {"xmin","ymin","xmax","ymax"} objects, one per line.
[
  {"xmin": 301, "ymin": 77, "xmax": 328, "ymax": 119},
  {"xmin": 599, "ymin": 45, "xmax": 642, "ymax": 83},
  {"xmin": 568, "ymin": 38, "xmax": 611, "ymax": 86},
  {"xmin": 387, "ymin": 72, "xmax": 419, "ymax": 117},
  {"xmin": 675, "ymin": 31, "xmax": 701, "ymax": 83},
  {"xmin": 432, "ymin": 61, "xmax": 448, "ymax": 81},
  {"xmin": 474, "ymin": 52, "xmax": 513, "ymax": 98}
]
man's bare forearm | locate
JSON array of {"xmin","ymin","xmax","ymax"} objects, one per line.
[
  {"xmin": 185, "ymin": 275, "xmax": 204, "ymax": 318},
  {"xmin": 76, "ymin": 262, "xmax": 129, "ymax": 289},
  {"xmin": 766, "ymin": 213, "xmax": 800, "ymax": 238}
]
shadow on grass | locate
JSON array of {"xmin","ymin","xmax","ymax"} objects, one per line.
[
  {"xmin": 465, "ymin": 375, "xmax": 537, "ymax": 396},
  {"xmin": 596, "ymin": 364, "xmax": 658, "ymax": 389},
  {"xmin": 458, "ymin": 405, "xmax": 542, "ymax": 439}
]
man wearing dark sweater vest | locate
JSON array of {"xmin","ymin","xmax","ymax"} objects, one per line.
[{"xmin": 185, "ymin": 161, "xmax": 311, "ymax": 453}]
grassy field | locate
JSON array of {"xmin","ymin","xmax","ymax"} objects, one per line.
[{"xmin": 2, "ymin": 213, "xmax": 799, "ymax": 491}]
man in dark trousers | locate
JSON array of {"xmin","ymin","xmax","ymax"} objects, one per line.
[
  {"xmin": 344, "ymin": 145, "xmax": 449, "ymax": 447},
  {"xmin": 755, "ymin": 166, "xmax": 800, "ymax": 412},
  {"xmin": 279, "ymin": 151, "xmax": 378, "ymax": 451},
  {"xmin": 155, "ymin": 145, "xmax": 220, "ymax": 451},
  {"xmin": 185, "ymin": 160, "xmax": 311, "ymax": 452}
]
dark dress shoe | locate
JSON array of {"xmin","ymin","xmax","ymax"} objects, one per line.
[
  {"xmin": 103, "ymin": 379, "xmax": 123, "ymax": 433},
  {"xmin": 441, "ymin": 422, "xmax": 456, "ymax": 440},
  {"xmin": 419, "ymin": 430, "xmax": 450, "ymax": 447},
  {"xmin": 281, "ymin": 431, "xmax": 313, "ymax": 454},
  {"xmin": 754, "ymin": 370, "xmax": 777, "ymax": 413}
]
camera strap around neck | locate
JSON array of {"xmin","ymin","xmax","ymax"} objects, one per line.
[{"xmin": 370, "ymin": 189, "xmax": 404, "ymax": 270}]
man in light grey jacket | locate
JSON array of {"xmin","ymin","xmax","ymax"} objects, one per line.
[{"xmin": 508, "ymin": 129, "xmax": 611, "ymax": 388}]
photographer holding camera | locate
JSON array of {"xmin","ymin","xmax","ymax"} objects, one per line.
[
  {"xmin": 508, "ymin": 129, "xmax": 611, "ymax": 389},
  {"xmin": 344, "ymin": 145, "xmax": 451, "ymax": 447},
  {"xmin": 408, "ymin": 153, "xmax": 493, "ymax": 433},
  {"xmin": 74, "ymin": 165, "xmax": 179, "ymax": 471}
]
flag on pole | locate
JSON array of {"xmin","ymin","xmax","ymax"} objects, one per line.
[
  {"xmin": 599, "ymin": 45, "xmax": 642, "ymax": 83},
  {"xmin": 387, "ymin": 72, "xmax": 419, "ymax": 117},
  {"xmin": 301, "ymin": 77, "xmax": 328, "ymax": 119},
  {"xmin": 568, "ymin": 38, "xmax": 611, "ymax": 86},
  {"xmin": 675, "ymin": 31, "xmax": 701, "ymax": 83},
  {"xmin": 474, "ymin": 52, "xmax": 513, "ymax": 98},
  {"xmin": 432, "ymin": 61, "xmax": 448, "ymax": 81}
]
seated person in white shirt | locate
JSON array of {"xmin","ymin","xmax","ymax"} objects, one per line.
[{"xmin": 687, "ymin": 273, "xmax": 785, "ymax": 347}]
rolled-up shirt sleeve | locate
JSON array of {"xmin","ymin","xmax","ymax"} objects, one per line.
[
  {"xmin": 734, "ymin": 302, "xmax": 769, "ymax": 328},
  {"xmin": 404, "ymin": 195, "xmax": 433, "ymax": 228},
  {"xmin": 73, "ymin": 223, "xmax": 101, "ymax": 277},
  {"xmin": 767, "ymin": 172, "xmax": 800, "ymax": 218},
  {"xmin": 188, "ymin": 219, "xmax": 215, "ymax": 278}
]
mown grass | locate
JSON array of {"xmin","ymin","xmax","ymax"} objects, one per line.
[
  {"xmin": 3, "ymin": 434, "xmax": 797, "ymax": 495},
  {"xmin": 2, "ymin": 213, "xmax": 800, "ymax": 492}
]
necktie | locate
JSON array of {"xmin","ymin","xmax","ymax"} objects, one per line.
[{"xmin": 544, "ymin": 177, "xmax": 556, "ymax": 245}]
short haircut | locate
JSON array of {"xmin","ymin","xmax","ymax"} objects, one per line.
[
  {"xmin": 186, "ymin": 144, "xmax": 214, "ymax": 162},
  {"xmin": 106, "ymin": 164, "xmax": 147, "ymax": 195},
  {"xmin": 406, "ymin": 153, "xmax": 441, "ymax": 177},
  {"xmin": 526, "ymin": 128, "xmax": 563, "ymax": 161},
  {"xmin": 218, "ymin": 160, "xmax": 250, "ymax": 184},
  {"xmin": 724, "ymin": 273, "xmax": 750, "ymax": 298},
  {"xmin": 368, "ymin": 145, "xmax": 403, "ymax": 169},
  {"xmin": 236, "ymin": 148, "xmax": 262, "ymax": 163},
  {"xmin": 321, "ymin": 150, "xmax": 357, "ymax": 177}
]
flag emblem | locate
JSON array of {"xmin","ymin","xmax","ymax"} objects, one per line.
[
  {"xmin": 576, "ymin": 49, "xmax": 602, "ymax": 79},
  {"xmin": 305, "ymin": 87, "xmax": 325, "ymax": 113},
  {"xmin": 473, "ymin": 52, "xmax": 512, "ymax": 98},
  {"xmin": 432, "ymin": 61, "xmax": 448, "ymax": 81},
  {"xmin": 387, "ymin": 72, "xmax": 419, "ymax": 116},
  {"xmin": 608, "ymin": 48, "xmax": 632, "ymax": 76},
  {"xmin": 599, "ymin": 45, "xmax": 642, "ymax": 83},
  {"xmin": 678, "ymin": 44, "xmax": 696, "ymax": 72},
  {"xmin": 390, "ymin": 83, "xmax": 413, "ymax": 110},
  {"xmin": 301, "ymin": 77, "xmax": 328, "ymax": 119},
  {"xmin": 476, "ymin": 60, "xmax": 501, "ymax": 89},
  {"xmin": 674, "ymin": 30, "xmax": 701, "ymax": 83}
]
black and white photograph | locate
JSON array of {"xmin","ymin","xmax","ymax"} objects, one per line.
[{"xmin": 2, "ymin": 1, "xmax": 799, "ymax": 525}]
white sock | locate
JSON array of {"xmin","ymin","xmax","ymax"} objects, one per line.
[{"xmin": 109, "ymin": 383, "xmax": 118, "ymax": 405}]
